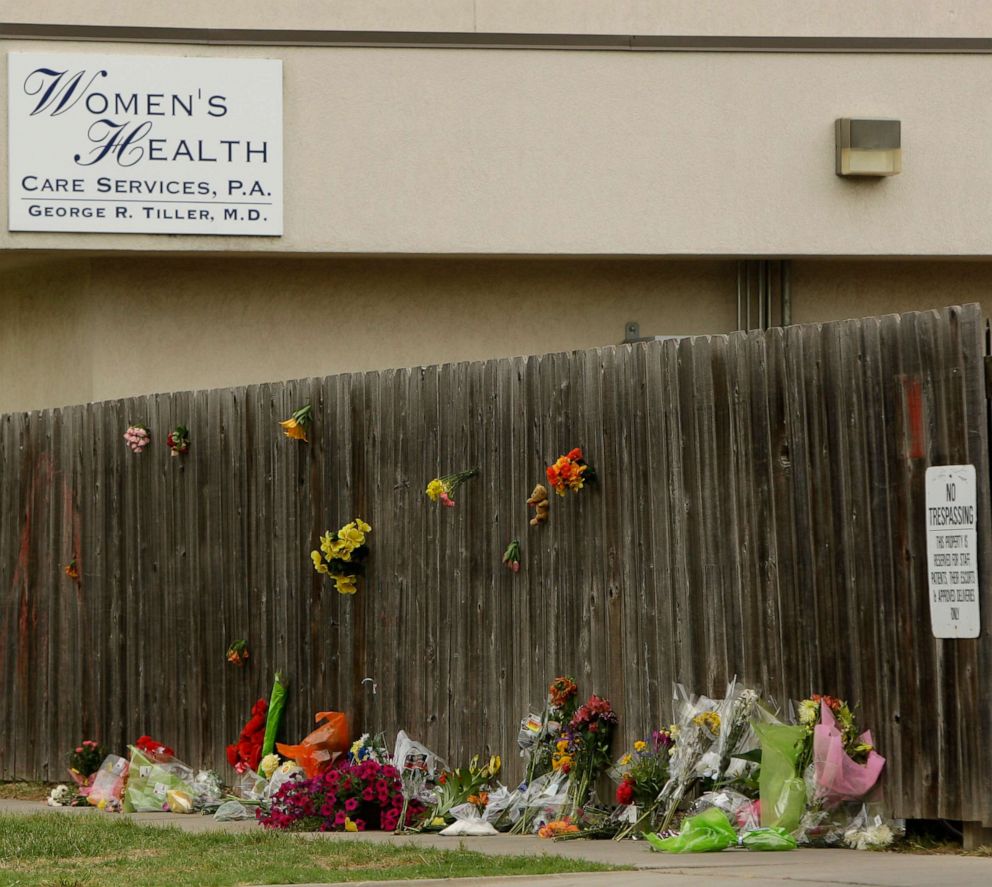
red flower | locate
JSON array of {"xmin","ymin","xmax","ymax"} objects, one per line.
[
  {"xmin": 616, "ymin": 778, "xmax": 635, "ymax": 805},
  {"xmin": 811, "ymin": 694, "xmax": 843, "ymax": 713}
]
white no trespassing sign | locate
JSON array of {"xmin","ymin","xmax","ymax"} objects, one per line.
[
  {"xmin": 925, "ymin": 465, "xmax": 981, "ymax": 638},
  {"xmin": 7, "ymin": 53, "xmax": 282, "ymax": 235}
]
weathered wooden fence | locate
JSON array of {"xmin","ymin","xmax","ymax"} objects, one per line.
[{"xmin": 2, "ymin": 305, "xmax": 991, "ymax": 825}]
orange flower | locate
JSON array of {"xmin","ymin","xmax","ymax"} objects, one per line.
[
  {"xmin": 812, "ymin": 693, "xmax": 843, "ymax": 712},
  {"xmin": 279, "ymin": 404, "xmax": 312, "ymax": 442},
  {"xmin": 279, "ymin": 418, "xmax": 308, "ymax": 441},
  {"xmin": 64, "ymin": 560, "xmax": 79, "ymax": 580},
  {"xmin": 539, "ymin": 818, "xmax": 579, "ymax": 839},
  {"xmin": 467, "ymin": 791, "xmax": 489, "ymax": 809}
]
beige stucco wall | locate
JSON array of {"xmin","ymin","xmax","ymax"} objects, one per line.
[
  {"xmin": 0, "ymin": 253, "xmax": 737, "ymax": 413},
  {"xmin": 4, "ymin": 252, "xmax": 992, "ymax": 415},
  {"xmin": 3, "ymin": 38, "xmax": 992, "ymax": 257},
  {"xmin": 4, "ymin": 1, "xmax": 989, "ymax": 37},
  {"xmin": 791, "ymin": 260, "xmax": 992, "ymax": 325}
]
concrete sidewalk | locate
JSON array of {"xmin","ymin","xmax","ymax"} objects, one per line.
[{"xmin": 3, "ymin": 799, "xmax": 991, "ymax": 886}]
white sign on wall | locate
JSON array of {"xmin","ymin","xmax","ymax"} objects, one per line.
[
  {"xmin": 925, "ymin": 465, "xmax": 981, "ymax": 638},
  {"xmin": 7, "ymin": 53, "xmax": 282, "ymax": 235}
]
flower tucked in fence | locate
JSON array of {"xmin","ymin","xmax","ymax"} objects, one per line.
[
  {"xmin": 167, "ymin": 425, "xmax": 190, "ymax": 456},
  {"xmin": 226, "ymin": 640, "xmax": 249, "ymax": 667},
  {"xmin": 123, "ymin": 424, "xmax": 150, "ymax": 453},
  {"xmin": 279, "ymin": 404, "xmax": 312, "ymax": 442},
  {"xmin": 425, "ymin": 468, "xmax": 479, "ymax": 508},
  {"xmin": 546, "ymin": 448, "xmax": 595, "ymax": 496},
  {"xmin": 311, "ymin": 518, "xmax": 372, "ymax": 595},
  {"xmin": 501, "ymin": 539, "xmax": 521, "ymax": 573}
]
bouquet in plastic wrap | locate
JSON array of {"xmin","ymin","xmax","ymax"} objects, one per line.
[
  {"xmin": 704, "ymin": 680, "xmax": 762, "ymax": 783},
  {"xmin": 508, "ymin": 675, "xmax": 580, "ymax": 834},
  {"xmin": 808, "ymin": 698, "xmax": 885, "ymax": 808},
  {"xmin": 124, "ymin": 744, "xmax": 196, "ymax": 813},
  {"xmin": 422, "ymin": 754, "xmax": 501, "ymax": 830},
  {"xmin": 86, "ymin": 754, "xmax": 130, "ymax": 812},
  {"xmin": 755, "ymin": 720, "xmax": 807, "ymax": 834},
  {"xmin": 389, "ymin": 730, "xmax": 445, "ymax": 832},
  {"xmin": 655, "ymin": 686, "xmax": 722, "ymax": 831}
]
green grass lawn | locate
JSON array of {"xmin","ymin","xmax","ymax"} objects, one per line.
[{"xmin": 0, "ymin": 814, "xmax": 624, "ymax": 886}]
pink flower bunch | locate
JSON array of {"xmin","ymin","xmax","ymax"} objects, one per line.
[
  {"xmin": 257, "ymin": 759, "xmax": 424, "ymax": 832},
  {"xmin": 569, "ymin": 694, "xmax": 618, "ymax": 733},
  {"xmin": 68, "ymin": 739, "xmax": 109, "ymax": 779},
  {"xmin": 439, "ymin": 492, "xmax": 455, "ymax": 508},
  {"xmin": 651, "ymin": 728, "xmax": 674, "ymax": 751},
  {"xmin": 123, "ymin": 425, "xmax": 150, "ymax": 453}
]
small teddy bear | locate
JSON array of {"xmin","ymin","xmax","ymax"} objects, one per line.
[{"xmin": 527, "ymin": 483, "xmax": 550, "ymax": 526}]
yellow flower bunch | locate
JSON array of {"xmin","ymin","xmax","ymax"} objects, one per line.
[
  {"xmin": 424, "ymin": 468, "xmax": 479, "ymax": 507},
  {"xmin": 633, "ymin": 740, "xmax": 647, "ymax": 753},
  {"xmin": 551, "ymin": 738, "xmax": 573, "ymax": 773},
  {"xmin": 310, "ymin": 518, "xmax": 372, "ymax": 595},
  {"xmin": 334, "ymin": 575, "xmax": 357, "ymax": 595},
  {"xmin": 425, "ymin": 478, "xmax": 446, "ymax": 501},
  {"xmin": 692, "ymin": 711, "xmax": 722, "ymax": 736}
]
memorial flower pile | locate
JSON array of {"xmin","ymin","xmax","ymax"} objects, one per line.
[
  {"xmin": 546, "ymin": 448, "xmax": 595, "ymax": 496},
  {"xmin": 310, "ymin": 518, "xmax": 372, "ymax": 595},
  {"xmin": 166, "ymin": 424, "xmax": 190, "ymax": 456},
  {"xmin": 279, "ymin": 404, "xmax": 312, "ymax": 441},
  {"xmin": 123, "ymin": 424, "xmax": 150, "ymax": 453},
  {"xmin": 425, "ymin": 467, "xmax": 479, "ymax": 507}
]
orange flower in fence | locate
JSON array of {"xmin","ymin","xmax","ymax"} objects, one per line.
[{"xmin": 545, "ymin": 448, "xmax": 595, "ymax": 496}]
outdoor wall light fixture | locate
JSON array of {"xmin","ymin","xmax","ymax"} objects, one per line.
[{"xmin": 835, "ymin": 118, "xmax": 901, "ymax": 177}]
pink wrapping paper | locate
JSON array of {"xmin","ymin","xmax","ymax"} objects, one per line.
[{"xmin": 813, "ymin": 704, "xmax": 885, "ymax": 807}]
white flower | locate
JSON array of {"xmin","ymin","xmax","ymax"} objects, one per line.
[
  {"xmin": 259, "ymin": 753, "xmax": 280, "ymax": 779},
  {"xmin": 798, "ymin": 700, "xmax": 819, "ymax": 727},
  {"xmin": 279, "ymin": 760, "xmax": 302, "ymax": 776},
  {"xmin": 47, "ymin": 784, "xmax": 73, "ymax": 807},
  {"xmin": 843, "ymin": 823, "xmax": 894, "ymax": 850}
]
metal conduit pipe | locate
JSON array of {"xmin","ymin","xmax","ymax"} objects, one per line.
[{"xmin": 736, "ymin": 259, "xmax": 792, "ymax": 331}]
